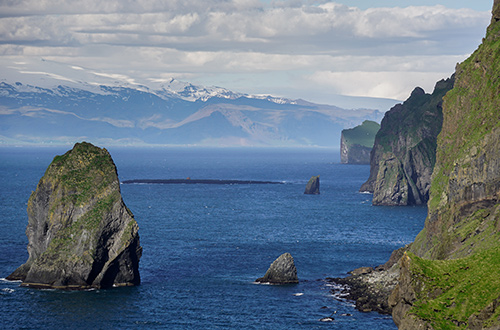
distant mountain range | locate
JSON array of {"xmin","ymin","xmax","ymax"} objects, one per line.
[{"xmin": 0, "ymin": 59, "xmax": 386, "ymax": 147}]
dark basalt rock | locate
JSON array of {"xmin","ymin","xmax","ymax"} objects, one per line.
[
  {"xmin": 360, "ymin": 78, "xmax": 454, "ymax": 206},
  {"xmin": 256, "ymin": 253, "xmax": 299, "ymax": 284},
  {"xmin": 7, "ymin": 142, "xmax": 142, "ymax": 289},
  {"xmin": 304, "ymin": 175, "xmax": 320, "ymax": 195},
  {"xmin": 328, "ymin": 246, "xmax": 407, "ymax": 315}
]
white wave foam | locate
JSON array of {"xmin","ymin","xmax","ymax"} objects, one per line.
[{"xmin": 0, "ymin": 278, "xmax": 21, "ymax": 283}]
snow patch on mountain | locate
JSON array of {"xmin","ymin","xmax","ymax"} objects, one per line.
[{"xmin": 1, "ymin": 57, "xmax": 297, "ymax": 105}]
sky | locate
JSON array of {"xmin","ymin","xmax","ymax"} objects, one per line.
[{"xmin": 0, "ymin": 0, "xmax": 493, "ymax": 107}]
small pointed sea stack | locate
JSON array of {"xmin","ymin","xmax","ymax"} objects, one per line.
[
  {"xmin": 7, "ymin": 142, "xmax": 142, "ymax": 289},
  {"xmin": 304, "ymin": 175, "xmax": 320, "ymax": 195},
  {"xmin": 256, "ymin": 253, "xmax": 299, "ymax": 284}
]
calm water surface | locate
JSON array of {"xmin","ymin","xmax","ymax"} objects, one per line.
[{"xmin": 0, "ymin": 147, "xmax": 426, "ymax": 329}]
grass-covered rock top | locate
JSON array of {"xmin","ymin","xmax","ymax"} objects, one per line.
[
  {"xmin": 340, "ymin": 120, "xmax": 380, "ymax": 164},
  {"xmin": 342, "ymin": 120, "xmax": 380, "ymax": 148},
  {"xmin": 48, "ymin": 141, "xmax": 118, "ymax": 206}
]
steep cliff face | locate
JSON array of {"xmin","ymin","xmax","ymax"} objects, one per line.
[
  {"xmin": 7, "ymin": 142, "xmax": 142, "ymax": 289},
  {"xmin": 340, "ymin": 120, "xmax": 380, "ymax": 164},
  {"xmin": 411, "ymin": 0, "xmax": 500, "ymax": 260},
  {"xmin": 360, "ymin": 78, "xmax": 454, "ymax": 206},
  {"xmin": 390, "ymin": 1, "xmax": 500, "ymax": 328}
]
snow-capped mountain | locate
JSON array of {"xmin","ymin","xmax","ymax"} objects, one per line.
[
  {"xmin": 2, "ymin": 58, "xmax": 296, "ymax": 105},
  {"xmin": 0, "ymin": 58, "xmax": 384, "ymax": 147}
]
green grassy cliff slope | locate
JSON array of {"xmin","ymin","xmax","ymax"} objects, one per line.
[
  {"xmin": 390, "ymin": 2, "xmax": 500, "ymax": 328},
  {"xmin": 340, "ymin": 120, "xmax": 380, "ymax": 164}
]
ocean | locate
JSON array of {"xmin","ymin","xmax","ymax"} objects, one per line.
[{"xmin": 0, "ymin": 147, "xmax": 427, "ymax": 329}]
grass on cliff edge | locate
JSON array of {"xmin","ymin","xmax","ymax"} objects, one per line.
[
  {"xmin": 342, "ymin": 120, "xmax": 380, "ymax": 148},
  {"xmin": 428, "ymin": 20, "xmax": 500, "ymax": 212},
  {"xmin": 408, "ymin": 243, "xmax": 500, "ymax": 329}
]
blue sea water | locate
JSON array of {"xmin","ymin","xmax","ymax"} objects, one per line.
[{"xmin": 0, "ymin": 147, "xmax": 427, "ymax": 329}]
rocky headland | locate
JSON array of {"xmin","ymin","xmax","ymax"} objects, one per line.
[
  {"xmin": 360, "ymin": 77, "xmax": 454, "ymax": 206},
  {"xmin": 7, "ymin": 142, "xmax": 142, "ymax": 289},
  {"xmin": 340, "ymin": 120, "xmax": 380, "ymax": 165},
  {"xmin": 256, "ymin": 253, "xmax": 298, "ymax": 284},
  {"xmin": 333, "ymin": 1, "xmax": 500, "ymax": 328}
]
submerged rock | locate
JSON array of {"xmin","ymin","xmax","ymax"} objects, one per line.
[
  {"xmin": 7, "ymin": 142, "xmax": 142, "ymax": 289},
  {"xmin": 304, "ymin": 175, "xmax": 320, "ymax": 195},
  {"xmin": 256, "ymin": 253, "xmax": 298, "ymax": 284}
]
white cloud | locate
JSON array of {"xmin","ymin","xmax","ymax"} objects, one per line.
[
  {"xmin": 18, "ymin": 70, "xmax": 78, "ymax": 83},
  {"xmin": 306, "ymin": 70, "xmax": 451, "ymax": 99},
  {"xmin": 0, "ymin": 0, "xmax": 491, "ymax": 102},
  {"xmin": 0, "ymin": 1, "xmax": 488, "ymax": 52}
]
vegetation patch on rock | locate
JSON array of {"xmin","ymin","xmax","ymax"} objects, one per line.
[
  {"xmin": 391, "ymin": 247, "xmax": 500, "ymax": 329},
  {"xmin": 340, "ymin": 120, "xmax": 380, "ymax": 165}
]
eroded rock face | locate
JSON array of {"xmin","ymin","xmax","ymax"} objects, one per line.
[
  {"xmin": 389, "ymin": 1, "xmax": 500, "ymax": 328},
  {"xmin": 360, "ymin": 78, "xmax": 454, "ymax": 206},
  {"xmin": 7, "ymin": 142, "xmax": 142, "ymax": 289},
  {"xmin": 256, "ymin": 253, "xmax": 298, "ymax": 284},
  {"xmin": 388, "ymin": 253, "xmax": 430, "ymax": 329},
  {"xmin": 304, "ymin": 175, "xmax": 320, "ymax": 195}
]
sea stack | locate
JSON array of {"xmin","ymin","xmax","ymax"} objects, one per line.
[
  {"xmin": 304, "ymin": 175, "xmax": 320, "ymax": 195},
  {"xmin": 7, "ymin": 142, "xmax": 142, "ymax": 289},
  {"xmin": 256, "ymin": 253, "xmax": 299, "ymax": 284}
]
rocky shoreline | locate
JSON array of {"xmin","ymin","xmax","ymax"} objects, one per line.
[{"xmin": 326, "ymin": 245, "xmax": 409, "ymax": 315}]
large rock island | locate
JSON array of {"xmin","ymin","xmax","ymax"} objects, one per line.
[
  {"xmin": 360, "ymin": 77, "xmax": 454, "ymax": 206},
  {"xmin": 340, "ymin": 120, "xmax": 380, "ymax": 164},
  {"xmin": 7, "ymin": 142, "xmax": 142, "ymax": 289}
]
